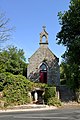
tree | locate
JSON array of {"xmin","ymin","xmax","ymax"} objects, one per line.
[
  {"xmin": 60, "ymin": 62, "xmax": 76, "ymax": 88},
  {"xmin": 0, "ymin": 12, "xmax": 13, "ymax": 46},
  {"xmin": 0, "ymin": 46, "xmax": 27, "ymax": 76},
  {"xmin": 56, "ymin": 0, "xmax": 80, "ymax": 90}
]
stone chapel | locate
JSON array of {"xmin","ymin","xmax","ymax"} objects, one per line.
[{"xmin": 27, "ymin": 26, "xmax": 60, "ymax": 87}]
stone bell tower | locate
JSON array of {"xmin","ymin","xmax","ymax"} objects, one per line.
[{"xmin": 39, "ymin": 26, "xmax": 48, "ymax": 47}]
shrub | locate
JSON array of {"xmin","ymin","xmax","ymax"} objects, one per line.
[
  {"xmin": 44, "ymin": 87, "xmax": 61, "ymax": 106},
  {"xmin": 0, "ymin": 73, "xmax": 6, "ymax": 91},
  {"xmin": 2, "ymin": 73, "xmax": 32, "ymax": 106},
  {"xmin": 47, "ymin": 97, "xmax": 62, "ymax": 107},
  {"xmin": 44, "ymin": 87, "xmax": 56, "ymax": 104}
]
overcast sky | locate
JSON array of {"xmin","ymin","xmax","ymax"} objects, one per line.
[{"xmin": 0, "ymin": 0, "xmax": 70, "ymax": 63}]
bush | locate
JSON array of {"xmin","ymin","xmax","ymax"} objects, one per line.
[
  {"xmin": 47, "ymin": 97, "xmax": 62, "ymax": 107},
  {"xmin": 44, "ymin": 87, "xmax": 56, "ymax": 104},
  {"xmin": 44, "ymin": 87, "xmax": 61, "ymax": 107},
  {"xmin": 0, "ymin": 73, "xmax": 6, "ymax": 91},
  {"xmin": 1, "ymin": 73, "xmax": 32, "ymax": 106}
]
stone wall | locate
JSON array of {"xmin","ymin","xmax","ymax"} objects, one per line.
[{"xmin": 27, "ymin": 44, "xmax": 60, "ymax": 86}]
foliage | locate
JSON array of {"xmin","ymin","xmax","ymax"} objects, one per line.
[
  {"xmin": 0, "ymin": 46, "xmax": 27, "ymax": 76},
  {"xmin": 60, "ymin": 62, "xmax": 71, "ymax": 86},
  {"xmin": 56, "ymin": 0, "xmax": 80, "ymax": 90},
  {"xmin": 0, "ymin": 72, "xmax": 49, "ymax": 106},
  {"xmin": 0, "ymin": 73, "xmax": 6, "ymax": 91},
  {"xmin": 44, "ymin": 87, "xmax": 61, "ymax": 106},
  {"xmin": 44, "ymin": 87, "xmax": 56, "ymax": 104},
  {"xmin": 47, "ymin": 97, "xmax": 62, "ymax": 107},
  {"xmin": 60, "ymin": 62, "xmax": 67, "ymax": 85},
  {"xmin": 35, "ymin": 82, "xmax": 48, "ymax": 89},
  {"xmin": 1, "ymin": 73, "xmax": 31, "ymax": 106},
  {"xmin": 0, "ymin": 82, "xmax": 4, "ymax": 91}
]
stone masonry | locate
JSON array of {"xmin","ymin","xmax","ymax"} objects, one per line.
[{"xmin": 27, "ymin": 26, "xmax": 60, "ymax": 86}]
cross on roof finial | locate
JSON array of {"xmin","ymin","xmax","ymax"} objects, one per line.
[{"xmin": 43, "ymin": 26, "xmax": 46, "ymax": 31}]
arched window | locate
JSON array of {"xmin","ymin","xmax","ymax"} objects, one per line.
[
  {"xmin": 39, "ymin": 63, "xmax": 47, "ymax": 83},
  {"xmin": 42, "ymin": 35, "xmax": 46, "ymax": 43},
  {"xmin": 40, "ymin": 63, "xmax": 47, "ymax": 71}
]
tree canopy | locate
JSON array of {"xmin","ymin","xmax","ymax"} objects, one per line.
[
  {"xmin": 0, "ymin": 46, "xmax": 27, "ymax": 76},
  {"xmin": 56, "ymin": 0, "xmax": 80, "ymax": 90}
]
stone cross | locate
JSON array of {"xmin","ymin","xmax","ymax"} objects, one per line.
[{"xmin": 43, "ymin": 26, "xmax": 46, "ymax": 31}]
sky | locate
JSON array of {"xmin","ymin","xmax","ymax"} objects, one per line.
[{"xmin": 0, "ymin": 0, "xmax": 70, "ymax": 63}]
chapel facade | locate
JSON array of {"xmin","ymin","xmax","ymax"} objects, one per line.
[{"xmin": 27, "ymin": 26, "xmax": 60, "ymax": 86}]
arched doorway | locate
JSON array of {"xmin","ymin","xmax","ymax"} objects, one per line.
[{"xmin": 39, "ymin": 63, "xmax": 47, "ymax": 83}]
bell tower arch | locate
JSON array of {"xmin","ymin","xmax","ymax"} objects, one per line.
[{"xmin": 39, "ymin": 26, "xmax": 48, "ymax": 45}]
